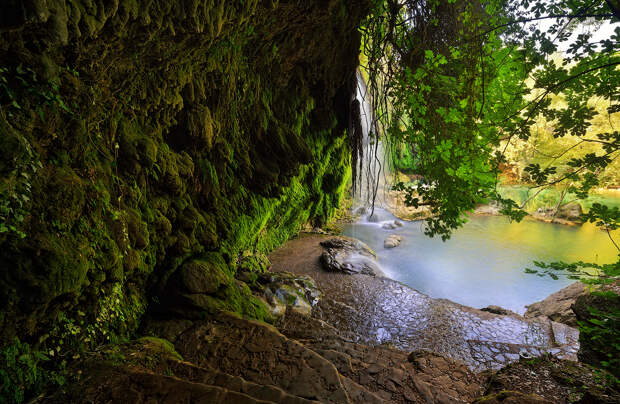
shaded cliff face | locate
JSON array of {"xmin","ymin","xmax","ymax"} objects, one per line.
[{"xmin": 0, "ymin": 0, "xmax": 369, "ymax": 346}]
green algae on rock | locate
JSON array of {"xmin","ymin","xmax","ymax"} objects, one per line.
[{"xmin": 0, "ymin": 0, "xmax": 370, "ymax": 374}]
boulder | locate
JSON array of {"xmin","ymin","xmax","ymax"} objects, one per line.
[
  {"xmin": 524, "ymin": 282, "xmax": 588, "ymax": 326},
  {"xmin": 320, "ymin": 237, "xmax": 383, "ymax": 276},
  {"xmin": 384, "ymin": 234, "xmax": 403, "ymax": 249},
  {"xmin": 176, "ymin": 254, "xmax": 232, "ymax": 295},
  {"xmin": 354, "ymin": 206, "xmax": 367, "ymax": 215},
  {"xmin": 381, "ymin": 222, "xmax": 398, "ymax": 229},
  {"xmin": 256, "ymin": 271, "xmax": 321, "ymax": 317},
  {"xmin": 556, "ymin": 203, "xmax": 583, "ymax": 221},
  {"xmin": 367, "ymin": 214, "xmax": 381, "ymax": 223}
]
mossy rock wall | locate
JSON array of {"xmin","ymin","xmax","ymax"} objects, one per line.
[{"xmin": 0, "ymin": 0, "xmax": 369, "ymax": 347}]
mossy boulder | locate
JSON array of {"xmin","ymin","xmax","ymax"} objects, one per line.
[{"xmin": 177, "ymin": 255, "xmax": 232, "ymax": 295}]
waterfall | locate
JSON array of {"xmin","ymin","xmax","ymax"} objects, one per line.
[{"xmin": 353, "ymin": 70, "xmax": 390, "ymax": 216}]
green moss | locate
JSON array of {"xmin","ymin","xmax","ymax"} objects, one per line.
[
  {"xmin": 190, "ymin": 281, "xmax": 274, "ymax": 324},
  {"xmin": 135, "ymin": 337, "xmax": 183, "ymax": 361},
  {"xmin": 0, "ymin": 0, "xmax": 366, "ymax": 377},
  {"xmin": 178, "ymin": 254, "xmax": 232, "ymax": 295},
  {"xmin": 237, "ymin": 251, "xmax": 270, "ymax": 273}
]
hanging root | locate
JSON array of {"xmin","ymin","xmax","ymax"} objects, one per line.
[{"xmin": 349, "ymin": 98, "xmax": 363, "ymax": 197}]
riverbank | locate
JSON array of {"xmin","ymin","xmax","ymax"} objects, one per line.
[{"xmin": 269, "ymin": 234, "xmax": 579, "ymax": 371}]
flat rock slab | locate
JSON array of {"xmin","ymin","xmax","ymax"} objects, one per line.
[
  {"xmin": 47, "ymin": 338, "xmax": 314, "ymax": 404},
  {"xmin": 307, "ymin": 338, "xmax": 485, "ymax": 403},
  {"xmin": 173, "ymin": 312, "xmax": 383, "ymax": 404},
  {"xmin": 269, "ymin": 234, "xmax": 580, "ymax": 372},
  {"xmin": 319, "ymin": 236, "xmax": 383, "ymax": 276},
  {"xmin": 56, "ymin": 366, "xmax": 273, "ymax": 404}
]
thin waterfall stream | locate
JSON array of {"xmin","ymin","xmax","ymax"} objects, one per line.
[{"xmin": 348, "ymin": 73, "xmax": 618, "ymax": 315}]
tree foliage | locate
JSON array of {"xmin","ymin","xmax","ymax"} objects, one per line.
[
  {"xmin": 362, "ymin": 0, "xmax": 618, "ymax": 239},
  {"xmin": 361, "ymin": 0, "xmax": 619, "ymax": 378}
]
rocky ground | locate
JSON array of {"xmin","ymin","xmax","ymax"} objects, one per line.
[
  {"xmin": 44, "ymin": 234, "xmax": 619, "ymax": 403},
  {"xmin": 473, "ymin": 202, "xmax": 584, "ymax": 226},
  {"xmin": 269, "ymin": 235, "xmax": 580, "ymax": 372}
]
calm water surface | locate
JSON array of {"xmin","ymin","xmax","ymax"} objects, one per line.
[{"xmin": 343, "ymin": 208, "xmax": 619, "ymax": 314}]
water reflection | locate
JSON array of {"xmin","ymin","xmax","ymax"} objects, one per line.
[{"xmin": 343, "ymin": 208, "xmax": 618, "ymax": 314}]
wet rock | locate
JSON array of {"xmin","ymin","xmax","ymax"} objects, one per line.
[
  {"xmin": 381, "ymin": 220, "xmax": 404, "ymax": 230},
  {"xmin": 524, "ymin": 282, "xmax": 587, "ymax": 326},
  {"xmin": 481, "ymin": 305, "xmax": 518, "ymax": 316},
  {"xmin": 383, "ymin": 235, "xmax": 403, "ymax": 249},
  {"xmin": 480, "ymin": 355, "xmax": 620, "ymax": 403},
  {"xmin": 264, "ymin": 285, "xmax": 309, "ymax": 316},
  {"xmin": 255, "ymin": 271, "xmax": 321, "ymax": 317},
  {"xmin": 367, "ymin": 214, "xmax": 381, "ymax": 223},
  {"xmin": 270, "ymin": 234, "xmax": 581, "ymax": 372},
  {"xmin": 473, "ymin": 391, "xmax": 551, "ymax": 403},
  {"xmin": 319, "ymin": 237, "xmax": 383, "ymax": 276},
  {"xmin": 175, "ymin": 312, "xmax": 383, "ymax": 404},
  {"xmin": 550, "ymin": 321, "xmax": 579, "ymax": 346},
  {"xmin": 355, "ymin": 206, "xmax": 367, "ymax": 215}
]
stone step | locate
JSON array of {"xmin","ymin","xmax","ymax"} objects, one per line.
[
  {"xmin": 276, "ymin": 309, "xmax": 485, "ymax": 403},
  {"xmin": 306, "ymin": 338, "xmax": 485, "ymax": 403},
  {"xmin": 44, "ymin": 362, "xmax": 276, "ymax": 404},
  {"xmin": 166, "ymin": 358, "xmax": 318, "ymax": 404},
  {"xmin": 173, "ymin": 312, "xmax": 385, "ymax": 404}
]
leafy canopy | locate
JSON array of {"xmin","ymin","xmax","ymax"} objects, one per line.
[{"xmin": 360, "ymin": 0, "xmax": 619, "ymax": 379}]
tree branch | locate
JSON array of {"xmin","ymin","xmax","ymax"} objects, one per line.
[
  {"xmin": 605, "ymin": 0, "xmax": 620, "ymax": 20},
  {"xmin": 480, "ymin": 13, "xmax": 615, "ymax": 37}
]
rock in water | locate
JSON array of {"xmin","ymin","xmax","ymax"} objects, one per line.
[
  {"xmin": 367, "ymin": 214, "xmax": 380, "ymax": 223},
  {"xmin": 480, "ymin": 305, "xmax": 518, "ymax": 316},
  {"xmin": 382, "ymin": 222, "xmax": 398, "ymax": 229},
  {"xmin": 524, "ymin": 282, "xmax": 588, "ymax": 326},
  {"xmin": 319, "ymin": 237, "xmax": 383, "ymax": 276},
  {"xmin": 384, "ymin": 234, "xmax": 403, "ymax": 249},
  {"xmin": 557, "ymin": 203, "xmax": 583, "ymax": 221}
]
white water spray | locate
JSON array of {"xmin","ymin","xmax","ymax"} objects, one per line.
[{"xmin": 354, "ymin": 70, "xmax": 390, "ymax": 216}]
